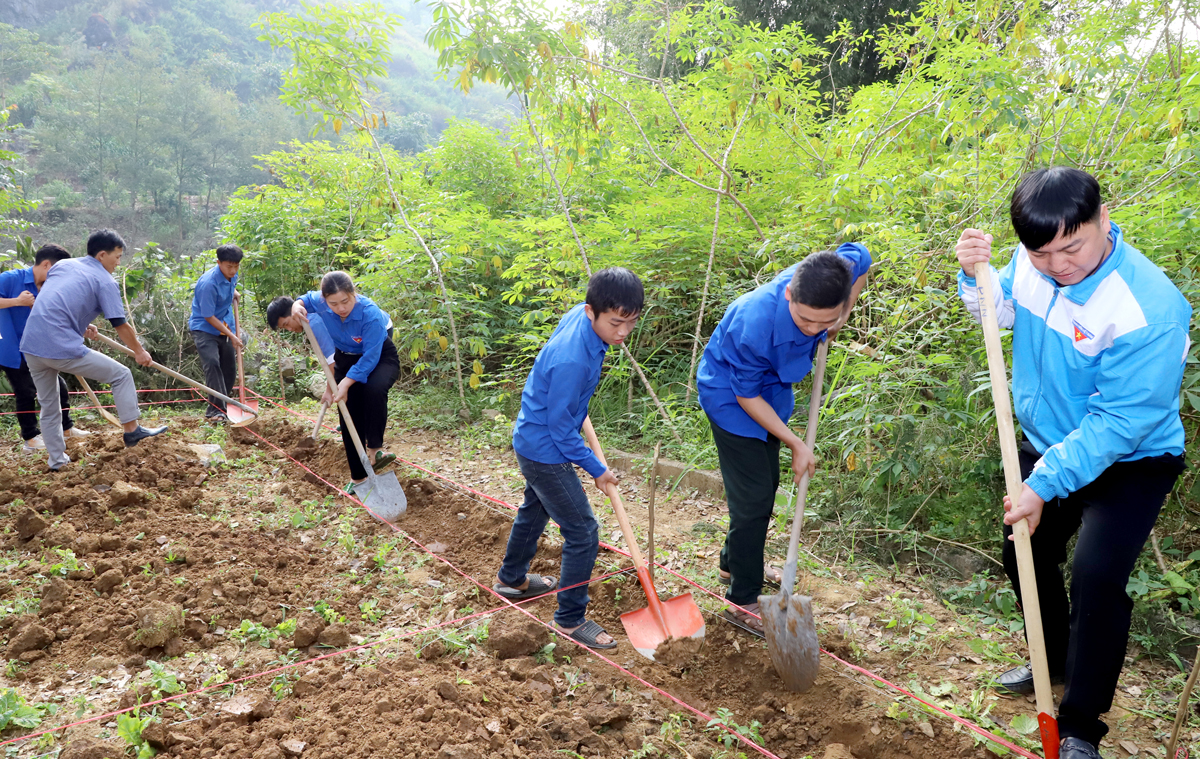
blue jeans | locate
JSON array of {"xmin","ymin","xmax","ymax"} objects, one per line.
[{"xmin": 498, "ymin": 453, "xmax": 600, "ymax": 628}]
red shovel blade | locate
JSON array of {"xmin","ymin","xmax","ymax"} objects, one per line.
[
  {"xmin": 619, "ymin": 592, "xmax": 705, "ymax": 660},
  {"xmin": 1038, "ymin": 712, "xmax": 1060, "ymax": 759},
  {"xmin": 226, "ymin": 397, "xmax": 259, "ymax": 427}
]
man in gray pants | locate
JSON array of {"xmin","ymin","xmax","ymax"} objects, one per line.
[{"xmin": 19, "ymin": 229, "xmax": 167, "ymax": 470}]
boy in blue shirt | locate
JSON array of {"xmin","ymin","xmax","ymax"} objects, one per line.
[
  {"xmin": 0, "ymin": 244, "xmax": 91, "ymax": 454},
  {"xmin": 956, "ymin": 167, "xmax": 1189, "ymax": 759},
  {"xmin": 188, "ymin": 244, "xmax": 243, "ymax": 421},
  {"xmin": 20, "ymin": 229, "xmax": 167, "ymax": 470},
  {"xmin": 698, "ymin": 244, "xmax": 871, "ymax": 636},
  {"xmin": 493, "ymin": 268, "xmax": 643, "ymax": 650}
]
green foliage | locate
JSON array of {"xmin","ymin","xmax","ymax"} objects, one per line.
[
  {"xmin": 116, "ymin": 709, "xmax": 157, "ymax": 759},
  {"xmin": 229, "ymin": 618, "xmax": 296, "ymax": 648},
  {"xmin": 0, "ymin": 687, "xmax": 51, "ymax": 731},
  {"xmin": 145, "ymin": 661, "xmax": 184, "ymax": 700}
]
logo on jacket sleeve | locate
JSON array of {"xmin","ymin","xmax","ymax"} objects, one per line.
[
  {"xmin": 352, "ymin": 336, "xmax": 363, "ymax": 344},
  {"xmin": 1072, "ymin": 320, "xmax": 1094, "ymax": 343}
]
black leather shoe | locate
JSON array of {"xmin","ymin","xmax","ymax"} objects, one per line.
[
  {"xmin": 124, "ymin": 425, "xmax": 169, "ymax": 447},
  {"xmin": 994, "ymin": 663, "xmax": 1065, "ymax": 695},
  {"xmin": 1061, "ymin": 737, "xmax": 1102, "ymax": 758}
]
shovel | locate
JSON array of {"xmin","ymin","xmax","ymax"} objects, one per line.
[
  {"xmin": 760, "ymin": 338, "xmax": 829, "ymax": 693},
  {"xmin": 582, "ymin": 419, "xmax": 705, "ymax": 660},
  {"xmin": 92, "ymin": 333, "xmax": 258, "ymax": 427},
  {"xmin": 300, "ymin": 318, "xmax": 407, "ymax": 523},
  {"xmin": 226, "ymin": 300, "xmax": 258, "ymax": 426},
  {"xmin": 296, "ymin": 401, "xmax": 329, "ymax": 450},
  {"xmin": 975, "ymin": 262, "xmax": 1060, "ymax": 758},
  {"xmin": 74, "ymin": 375, "xmax": 122, "ymax": 427}
]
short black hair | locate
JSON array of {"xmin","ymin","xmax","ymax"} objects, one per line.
[
  {"xmin": 586, "ymin": 267, "xmax": 644, "ymax": 317},
  {"xmin": 86, "ymin": 229, "xmax": 125, "ymax": 257},
  {"xmin": 266, "ymin": 296, "xmax": 293, "ymax": 330},
  {"xmin": 788, "ymin": 250, "xmax": 853, "ymax": 309},
  {"xmin": 216, "ymin": 244, "xmax": 244, "ymax": 264},
  {"xmin": 1010, "ymin": 167, "xmax": 1103, "ymax": 251},
  {"xmin": 320, "ymin": 271, "xmax": 355, "ymax": 298},
  {"xmin": 34, "ymin": 244, "xmax": 71, "ymax": 266}
]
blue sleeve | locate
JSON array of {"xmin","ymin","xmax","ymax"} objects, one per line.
[
  {"xmin": 345, "ymin": 310, "xmax": 387, "ymax": 384},
  {"xmin": 1026, "ymin": 322, "xmax": 1189, "ymax": 500},
  {"xmin": 0, "ymin": 269, "xmax": 22, "ymax": 299},
  {"xmin": 97, "ymin": 277, "xmax": 126, "ymax": 321},
  {"xmin": 836, "ymin": 242, "xmax": 872, "ymax": 280},
  {"xmin": 194, "ymin": 278, "xmax": 218, "ymax": 319},
  {"xmin": 311, "ymin": 318, "xmax": 335, "ymax": 362},
  {"xmin": 299, "ymin": 291, "xmax": 322, "ymax": 314},
  {"xmin": 545, "ymin": 362, "xmax": 606, "ymax": 477}
]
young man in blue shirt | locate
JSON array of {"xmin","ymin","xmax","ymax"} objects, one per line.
[
  {"xmin": 956, "ymin": 167, "xmax": 1190, "ymax": 759},
  {"xmin": 188, "ymin": 244, "xmax": 243, "ymax": 421},
  {"xmin": 698, "ymin": 244, "xmax": 871, "ymax": 636},
  {"xmin": 493, "ymin": 268, "xmax": 643, "ymax": 650},
  {"xmin": 0, "ymin": 244, "xmax": 92, "ymax": 454},
  {"xmin": 20, "ymin": 229, "xmax": 167, "ymax": 470},
  {"xmin": 267, "ymin": 272, "xmax": 399, "ymax": 493}
]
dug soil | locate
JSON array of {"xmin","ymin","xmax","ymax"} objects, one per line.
[{"xmin": 0, "ymin": 411, "xmax": 1178, "ymax": 759}]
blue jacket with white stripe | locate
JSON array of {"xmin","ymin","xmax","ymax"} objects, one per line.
[{"xmin": 958, "ymin": 223, "xmax": 1191, "ymax": 501}]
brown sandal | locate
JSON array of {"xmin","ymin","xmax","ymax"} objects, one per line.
[
  {"xmin": 718, "ymin": 564, "xmax": 783, "ymax": 588},
  {"xmin": 722, "ymin": 602, "xmax": 765, "ymax": 639}
]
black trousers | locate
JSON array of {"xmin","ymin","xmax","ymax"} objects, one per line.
[
  {"xmin": 1006, "ymin": 441, "xmax": 1184, "ymax": 745},
  {"xmin": 191, "ymin": 330, "xmax": 236, "ymax": 417},
  {"xmin": 708, "ymin": 415, "xmax": 782, "ymax": 606},
  {"xmin": 332, "ymin": 338, "xmax": 400, "ymax": 480},
  {"xmin": 3, "ymin": 358, "xmax": 73, "ymax": 441}
]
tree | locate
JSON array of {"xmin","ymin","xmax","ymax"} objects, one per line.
[
  {"xmin": 378, "ymin": 111, "xmax": 432, "ymax": 154},
  {"xmin": 0, "ymin": 23, "xmax": 42, "ymax": 106}
]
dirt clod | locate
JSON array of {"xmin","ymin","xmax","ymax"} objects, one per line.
[
  {"xmin": 316, "ymin": 623, "xmax": 349, "ymax": 648},
  {"xmin": 15, "ymin": 507, "xmax": 47, "ymax": 539},
  {"xmin": 293, "ymin": 613, "xmax": 326, "ymax": 648},
  {"xmin": 93, "ymin": 568, "xmax": 124, "ymax": 594},
  {"xmin": 59, "ymin": 738, "xmax": 120, "ymax": 759},
  {"xmin": 134, "ymin": 601, "xmax": 184, "ymax": 648},
  {"xmin": 7, "ymin": 623, "xmax": 53, "ymax": 658},
  {"xmin": 108, "ymin": 480, "xmax": 147, "ymax": 508},
  {"xmin": 485, "ymin": 616, "xmax": 549, "ymax": 659},
  {"xmin": 823, "ymin": 744, "xmax": 857, "ymax": 759}
]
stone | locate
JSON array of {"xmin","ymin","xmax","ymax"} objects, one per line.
[
  {"xmin": 281, "ymin": 740, "xmax": 307, "ymax": 756},
  {"xmin": 316, "ymin": 623, "xmax": 349, "ymax": 648},
  {"xmin": 15, "ymin": 507, "xmax": 47, "ymax": 540},
  {"xmin": 436, "ymin": 681, "xmax": 461, "ymax": 703},
  {"xmin": 293, "ymin": 613, "xmax": 326, "ymax": 648},
  {"xmin": 93, "ymin": 568, "xmax": 124, "ymax": 594},
  {"xmin": 438, "ymin": 745, "xmax": 483, "ymax": 759},
  {"xmin": 187, "ymin": 444, "xmax": 226, "ymax": 467},
  {"xmin": 7, "ymin": 623, "xmax": 53, "ymax": 658},
  {"xmin": 142, "ymin": 720, "xmax": 168, "ymax": 750},
  {"xmin": 40, "ymin": 577, "xmax": 70, "ymax": 614},
  {"xmin": 109, "ymin": 481, "xmax": 146, "ymax": 508}
]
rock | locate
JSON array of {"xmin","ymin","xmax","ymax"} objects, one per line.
[
  {"xmin": 316, "ymin": 623, "xmax": 349, "ymax": 648},
  {"xmin": 134, "ymin": 601, "xmax": 184, "ymax": 649},
  {"xmin": 163, "ymin": 636, "xmax": 186, "ymax": 657},
  {"xmin": 83, "ymin": 656, "xmax": 119, "ymax": 673},
  {"xmin": 40, "ymin": 577, "xmax": 70, "ymax": 614},
  {"xmin": 439, "ymin": 744, "xmax": 483, "ymax": 759},
  {"xmin": 142, "ymin": 720, "xmax": 168, "ymax": 750},
  {"xmin": 74, "ymin": 533, "xmax": 101, "ymax": 555},
  {"xmin": 59, "ymin": 739, "xmax": 121, "ymax": 759},
  {"xmin": 187, "ymin": 444, "xmax": 225, "ymax": 467},
  {"xmin": 252, "ymin": 743, "xmax": 284, "ymax": 759},
  {"xmin": 292, "ymin": 674, "xmax": 322, "ymax": 697},
  {"xmin": 15, "ymin": 507, "xmax": 47, "ymax": 540},
  {"xmin": 823, "ymin": 745, "xmax": 856, "ymax": 759},
  {"xmin": 481, "ymin": 409, "xmax": 502, "ymax": 420},
  {"xmin": 93, "ymin": 568, "xmax": 124, "ymax": 594},
  {"xmin": 280, "ymin": 739, "xmax": 307, "ymax": 756},
  {"xmin": 583, "ymin": 703, "xmax": 633, "ymax": 728},
  {"xmin": 485, "ymin": 617, "xmax": 549, "ymax": 660},
  {"xmin": 436, "ymin": 681, "xmax": 461, "ymax": 702},
  {"xmin": 251, "ymin": 694, "xmax": 276, "ymax": 721},
  {"xmin": 293, "ymin": 613, "xmax": 326, "ymax": 648},
  {"xmin": 7, "ymin": 623, "xmax": 53, "ymax": 658},
  {"xmin": 109, "ymin": 481, "xmax": 146, "ymax": 508},
  {"xmin": 917, "ymin": 721, "xmax": 935, "ymax": 739}
]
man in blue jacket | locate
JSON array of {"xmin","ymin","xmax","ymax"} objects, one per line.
[
  {"xmin": 188, "ymin": 244, "xmax": 242, "ymax": 421},
  {"xmin": 493, "ymin": 268, "xmax": 643, "ymax": 650},
  {"xmin": 0, "ymin": 244, "xmax": 91, "ymax": 454},
  {"xmin": 956, "ymin": 167, "xmax": 1190, "ymax": 759},
  {"xmin": 698, "ymin": 244, "xmax": 871, "ymax": 637}
]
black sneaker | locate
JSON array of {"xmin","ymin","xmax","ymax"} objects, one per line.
[
  {"xmin": 124, "ymin": 425, "xmax": 169, "ymax": 447},
  {"xmin": 994, "ymin": 663, "xmax": 1065, "ymax": 695},
  {"xmin": 1060, "ymin": 737, "xmax": 1102, "ymax": 758}
]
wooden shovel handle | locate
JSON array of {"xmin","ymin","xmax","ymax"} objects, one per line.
[
  {"xmin": 975, "ymin": 262, "xmax": 1059, "ymax": 756},
  {"xmin": 74, "ymin": 375, "xmax": 122, "ymax": 427},
  {"xmin": 300, "ymin": 318, "xmax": 372, "ymax": 471},
  {"xmin": 233, "ymin": 299, "xmax": 246, "ymax": 404}
]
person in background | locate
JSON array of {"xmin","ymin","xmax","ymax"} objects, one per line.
[
  {"xmin": 0, "ymin": 244, "xmax": 91, "ymax": 454},
  {"xmin": 19, "ymin": 229, "xmax": 167, "ymax": 470},
  {"xmin": 187, "ymin": 244, "xmax": 243, "ymax": 422}
]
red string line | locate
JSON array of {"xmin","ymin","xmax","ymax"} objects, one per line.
[{"xmin": 243, "ymin": 388, "xmax": 1042, "ymax": 759}]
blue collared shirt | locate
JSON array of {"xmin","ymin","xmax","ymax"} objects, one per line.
[
  {"xmin": 512, "ymin": 303, "xmax": 609, "ymax": 478},
  {"xmin": 20, "ymin": 256, "xmax": 127, "ymax": 361},
  {"xmin": 298, "ymin": 291, "xmax": 391, "ymax": 384},
  {"xmin": 698, "ymin": 243, "xmax": 872, "ymax": 439},
  {"xmin": 0, "ymin": 267, "xmax": 37, "ymax": 369},
  {"xmin": 188, "ymin": 265, "xmax": 238, "ymax": 336}
]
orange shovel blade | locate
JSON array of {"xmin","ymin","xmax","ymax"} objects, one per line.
[
  {"xmin": 226, "ymin": 398, "xmax": 259, "ymax": 427},
  {"xmin": 619, "ymin": 593, "xmax": 705, "ymax": 660}
]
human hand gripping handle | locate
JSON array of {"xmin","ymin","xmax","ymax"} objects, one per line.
[
  {"xmin": 956, "ymin": 228, "xmax": 994, "ymax": 276},
  {"xmin": 974, "ymin": 259, "xmax": 1060, "ymax": 759}
]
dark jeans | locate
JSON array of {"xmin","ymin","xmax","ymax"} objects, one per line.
[
  {"xmin": 332, "ymin": 339, "xmax": 400, "ymax": 480},
  {"xmin": 498, "ymin": 452, "xmax": 600, "ymax": 628},
  {"xmin": 3, "ymin": 358, "xmax": 72, "ymax": 441},
  {"xmin": 1006, "ymin": 440, "xmax": 1184, "ymax": 746},
  {"xmin": 191, "ymin": 330, "xmax": 236, "ymax": 417},
  {"xmin": 708, "ymin": 415, "xmax": 782, "ymax": 606}
]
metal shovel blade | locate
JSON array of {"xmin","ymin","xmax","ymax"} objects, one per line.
[
  {"xmin": 356, "ymin": 469, "xmax": 408, "ymax": 524},
  {"xmin": 620, "ymin": 592, "xmax": 705, "ymax": 661},
  {"xmin": 760, "ymin": 590, "xmax": 819, "ymax": 692},
  {"xmin": 226, "ymin": 398, "xmax": 259, "ymax": 427}
]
